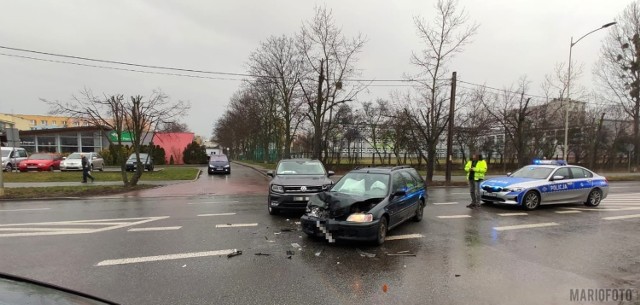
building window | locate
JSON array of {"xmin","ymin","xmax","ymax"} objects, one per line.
[
  {"xmin": 73, "ymin": 122, "xmax": 80, "ymax": 127},
  {"xmin": 84, "ymin": 122, "xmax": 90, "ymax": 126},
  {"xmin": 62, "ymin": 121, "xmax": 68, "ymax": 126},
  {"xmin": 52, "ymin": 121, "xmax": 57, "ymax": 126},
  {"xmin": 41, "ymin": 120, "xmax": 47, "ymax": 125},
  {"xmin": 30, "ymin": 120, "xmax": 36, "ymax": 125}
]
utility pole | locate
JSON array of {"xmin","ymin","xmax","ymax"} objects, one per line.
[
  {"xmin": 445, "ymin": 72, "xmax": 457, "ymax": 184},
  {"xmin": 313, "ymin": 59, "xmax": 325, "ymax": 160}
]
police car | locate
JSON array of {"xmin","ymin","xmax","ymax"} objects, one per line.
[{"xmin": 480, "ymin": 160, "xmax": 609, "ymax": 210}]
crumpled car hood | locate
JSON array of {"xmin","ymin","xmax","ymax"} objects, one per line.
[{"xmin": 307, "ymin": 192, "xmax": 384, "ymax": 219}]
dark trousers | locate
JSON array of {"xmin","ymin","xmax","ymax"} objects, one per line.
[
  {"xmin": 82, "ymin": 168, "xmax": 94, "ymax": 182},
  {"xmin": 469, "ymin": 180, "xmax": 481, "ymax": 204}
]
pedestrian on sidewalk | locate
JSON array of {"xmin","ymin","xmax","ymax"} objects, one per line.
[
  {"xmin": 465, "ymin": 153, "xmax": 487, "ymax": 209},
  {"xmin": 81, "ymin": 154, "xmax": 95, "ymax": 183}
]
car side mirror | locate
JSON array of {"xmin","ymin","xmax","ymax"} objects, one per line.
[
  {"xmin": 506, "ymin": 172, "xmax": 512, "ymax": 177},
  {"xmin": 552, "ymin": 175, "xmax": 564, "ymax": 181},
  {"xmin": 392, "ymin": 189, "xmax": 407, "ymax": 198},
  {"xmin": 267, "ymin": 170, "xmax": 274, "ymax": 177},
  {"xmin": 327, "ymin": 170, "xmax": 335, "ymax": 177}
]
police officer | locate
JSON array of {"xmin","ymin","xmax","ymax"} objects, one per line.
[{"xmin": 465, "ymin": 153, "xmax": 487, "ymax": 208}]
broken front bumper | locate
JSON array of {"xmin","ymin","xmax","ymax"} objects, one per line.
[{"xmin": 300, "ymin": 215, "xmax": 380, "ymax": 242}]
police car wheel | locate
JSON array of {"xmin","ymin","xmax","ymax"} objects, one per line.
[
  {"xmin": 522, "ymin": 191, "xmax": 540, "ymax": 210},
  {"xmin": 584, "ymin": 189, "xmax": 602, "ymax": 207}
]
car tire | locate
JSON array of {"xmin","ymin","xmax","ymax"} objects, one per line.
[
  {"xmin": 48, "ymin": 166, "xmax": 53, "ymax": 172},
  {"xmin": 99, "ymin": 165, "xmax": 104, "ymax": 172},
  {"xmin": 584, "ymin": 189, "xmax": 602, "ymax": 207},
  {"xmin": 268, "ymin": 204, "xmax": 279, "ymax": 215},
  {"xmin": 375, "ymin": 216, "xmax": 388, "ymax": 245},
  {"xmin": 522, "ymin": 191, "xmax": 541, "ymax": 210},
  {"xmin": 413, "ymin": 201, "xmax": 424, "ymax": 222},
  {"xmin": 5, "ymin": 163, "xmax": 12, "ymax": 172}
]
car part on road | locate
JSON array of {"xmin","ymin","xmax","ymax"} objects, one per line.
[
  {"xmin": 254, "ymin": 253, "xmax": 270, "ymax": 256},
  {"xmin": 227, "ymin": 249, "xmax": 242, "ymax": 258},
  {"xmin": 357, "ymin": 248, "xmax": 376, "ymax": 258},
  {"xmin": 387, "ymin": 253, "xmax": 416, "ymax": 256}
]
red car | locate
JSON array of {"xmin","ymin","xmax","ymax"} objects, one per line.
[{"xmin": 18, "ymin": 153, "xmax": 63, "ymax": 172}]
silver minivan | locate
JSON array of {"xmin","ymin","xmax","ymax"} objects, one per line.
[{"xmin": 1, "ymin": 147, "xmax": 28, "ymax": 172}]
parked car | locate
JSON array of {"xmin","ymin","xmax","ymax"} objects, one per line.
[
  {"xmin": 1, "ymin": 147, "xmax": 28, "ymax": 172},
  {"xmin": 125, "ymin": 153, "xmax": 154, "ymax": 172},
  {"xmin": 18, "ymin": 153, "xmax": 63, "ymax": 172},
  {"xmin": 480, "ymin": 159, "xmax": 609, "ymax": 210},
  {"xmin": 208, "ymin": 154, "xmax": 231, "ymax": 174},
  {"xmin": 267, "ymin": 159, "xmax": 335, "ymax": 215},
  {"xmin": 60, "ymin": 152, "xmax": 105, "ymax": 171},
  {"xmin": 301, "ymin": 166, "xmax": 427, "ymax": 245}
]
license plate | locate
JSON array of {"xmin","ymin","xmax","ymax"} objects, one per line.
[
  {"xmin": 28, "ymin": 166, "xmax": 37, "ymax": 169},
  {"xmin": 217, "ymin": 167, "xmax": 223, "ymax": 170},
  {"xmin": 294, "ymin": 196, "xmax": 309, "ymax": 202},
  {"xmin": 485, "ymin": 192, "xmax": 496, "ymax": 197}
]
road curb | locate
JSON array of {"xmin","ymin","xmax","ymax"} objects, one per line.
[{"xmin": 232, "ymin": 161, "xmax": 269, "ymax": 179}]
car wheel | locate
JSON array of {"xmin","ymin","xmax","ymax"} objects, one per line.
[
  {"xmin": 268, "ymin": 204, "xmax": 279, "ymax": 215},
  {"xmin": 413, "ymin": 201, "xmax": 424, "ymax": 222},
  {"xmin": 584, "ymin": 189, "xmax": 602, "ymax": 207},
  {"xmin": 5, "ymin": 163, "xmax": 12, "ymax": 172},
  {"xmin": 99, "ymin": 165, "xmax": 104, "ymax": 172},
  {"xmin": 375, "ymin": 216, "xmax": 388, "ymax": 245},
  {"xmin": 522, "ymin": 191, "xmax": 540, "ymax": 210},
  {"xmin": 48, "ymin": 166, "xmax": 53, "ymax": 172}
]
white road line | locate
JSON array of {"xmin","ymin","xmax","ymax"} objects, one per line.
[
  {"xmin": 187, "ymin": 201, "xmax": 239, "ymax": 205},
  {"xmin": 498, "ymin": 212, "xmax": 528, "ymax": 216},
  {"xmin": 386, "ymin": 234, "xmax": 424, "ymax": 241},
  {"xmin": 437, "ymin": 215, "xmax": 472, "ymax": 219},
  {"xmin": 215, "ymin": 223, "xmax": 258, "ymax": 228},
  {"xmin": 0, "ymin": 208, "xmax": 50, "ymax": 212},
  {"xmin": 493, "ymin": 222, "xmax": 559, "ymax": 231},
  {"xmin": 432, "ymin": 202, "xmax": 459, "ymax": 205},
  {"xmin": 555, "ymin": 210, "xmax": 582, "ymax": 214},
  {"xmin": 0, "ymin": 228, "xmax": 89, "ymax": 232},
  {"xmin": 564, "ymin": 207, "xmax": 640, "ymax": 212},
  {"xmin": 603, "ymin": 214, "xmax": 640, "ymax": 220},
  {"xmin": 0, "ymin": 216, "xmax": 169, "ymax": 238},
  {"xmin": 197, "ymin": 213, "xmax": 236, "ymax": 217},
  {"xmin": 96, "ymin": 249, "xmax": 236, "ymax": 266},
  {"xmin": 128, "ymin": 226, "xmax": 182, "ymax": 232}
]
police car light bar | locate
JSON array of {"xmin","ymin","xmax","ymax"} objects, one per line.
[{"xmin": 532, "ymin": 159, "xmax": 567, "ymax": 166}]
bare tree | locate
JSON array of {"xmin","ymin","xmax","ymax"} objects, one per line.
[
  {"xmin": 248, "ymin": 35, "xmax": 306, "ymax": 158},
  {"xmin": 46, "ymin": 89, "xmax": 189, "ymax": 186},
  {"xmin": 408, "ymin": 0, "xmax": 479, "ymax": 181},
  {"xmin": 481, "ymin": 77, "xmax": 535, "ymax": 168},
  {"xmin": 360, "ymin": 99, "xmax": 390, "ymax": 165},
  {"xmin": 595, "ymin": 1, "xmax": 640, "ymax": 166},
  {"xmin": 297, "ymin": 5, "xmax": 367, "ymax": 162},
  {"xmin": 160, "ymin": 121, "xmax": 190, "ymax": 133}
]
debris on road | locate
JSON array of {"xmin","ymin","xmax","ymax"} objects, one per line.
[
  {"xmin": 291, "ymin": 243, "xmax": 302, "ymax": 250},
  {"xmin": 294, "ymin": 221, "xmax": 301, "ymax": 225},
  {"xmin": 286, "ymin": 250, "xmax": 295, "ymax": 256},
  {"xmin": 274, "ymin": 232, "xmax": 281, "ymax": 235},
  {"xmin": 227, "ymin": 249, "xmax": 243, "ymax": 258},
  {"xmin": 357, "ymin": 248, "xmax": 376, "ymax": 258},
  {"xmin": 397, "ymin": 250, "xmax": 410, "ymax": 254},
  {"xmin": 386, "ymin": 253, "xmax": 416, "ymax": 257},
  {"xmin": 264, "ymin": 236, "xmax": 268, "ymax": 240},
  {"xmin": 182, "ymin": 265, "xmax": 186, "ymax": 268},
  {"xmin": 280, "ymin": 228, "xmax": 293, "ymax": 232},
  {"xmin": 286, "ymin": 219, "xmax": 290, "ymax": 221},
  {"xmin": 315, "ymin": 249, "xmax": 323, "ymax": 257},
  {"xmin": 382, "ymin": 284, "xmax": 388, "ymax": 293},
  {"xmin": 455, "ymin": 274, "xmax": 461, "ymax": 277},
  {"xmin": 254, "ymin": 253, "xmax": 271, "ymax": 256}
]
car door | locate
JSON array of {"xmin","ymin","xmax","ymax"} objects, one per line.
[
  {"xmin": 570, "ymin": 167, "xmax": 593, "ymax": 202},
  {"xmin": 547, "ymin": 167, "xmax": 573, "ymax": 203},
  {"xmin": 399, "ymin": 171, "xmax": 421, "ymax": 220},
  {"xmin": 387, "ymin": 172, "xmax": 410, "ymax": 227}
]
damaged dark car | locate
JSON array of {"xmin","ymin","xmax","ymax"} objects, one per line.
[{"xmin": 301, "ymin": 166, "xmax": 427, "ymax": 245}]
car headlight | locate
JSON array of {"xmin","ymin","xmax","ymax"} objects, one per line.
[
  {"xmin": 38, "ymin": 163, "xmax": 45, "ymax": 166},
  {"xmin": 506, "ymin": 187, "xmax": 524, "ymax": 192},
  {"xmin": 346, "ymin": 213, "xmax": 373, "ymax": 223},
  {"xmin": 224, "ymin": 165, "xmax": 230, "ymax": 168},
  {"xmin": 271, "ymin": 185, "xmax": 284, "ymax": 193},
  {"xmin": 208, "ymin": 164, "xmax": 214, "ymax": 168}
]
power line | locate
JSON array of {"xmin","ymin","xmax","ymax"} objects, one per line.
[{"xmin": 0, "ymin": 53, "xmax": 246, "ymax": 81}]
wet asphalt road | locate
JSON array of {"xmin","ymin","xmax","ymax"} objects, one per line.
[{"xmin": 1, "ymin": 164, "xmax": 639, "ymax": 305}]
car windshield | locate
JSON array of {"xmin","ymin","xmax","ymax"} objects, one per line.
[
  {"xmin": 276, "ymin": 161, "xmax": 325, "ymax": 175},
  {"xmin": 210, "ymin": 155, "xmax": 228, "ymax": 162},
  {"xmin": 331, "ymin": 173, "xmax": 390, "ymax": 198},
  {"xmin": 510, "ymin": 166, "xmax": 554, "ymax": 179},
  {"xmin": 1, "ymin": 150, "xmax": 9, "ymax": 158},
  {"xmin": 29, "ymin": 154, "xmax": 53, "ymax": 160},
  {"xmin": 128, "ymin": 154, "xmax": 148, "ymax": 160},
  {"xmin": 67, "ymin": 153, "xmax": 82, "ymax": 159}
]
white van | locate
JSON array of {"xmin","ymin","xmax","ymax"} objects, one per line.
[{"xmin": 1, "ymin": 147, "xmax": 28, "ymax": 172}]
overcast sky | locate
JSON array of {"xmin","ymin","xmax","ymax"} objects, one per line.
[{"xmin": 0, "ymin": 0, "xmax": 632, "ymax": 137}]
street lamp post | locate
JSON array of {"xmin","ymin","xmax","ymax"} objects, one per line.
[{"xmin": 564, "ymin": 21, "xmax": 616, "ymax": 162}]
